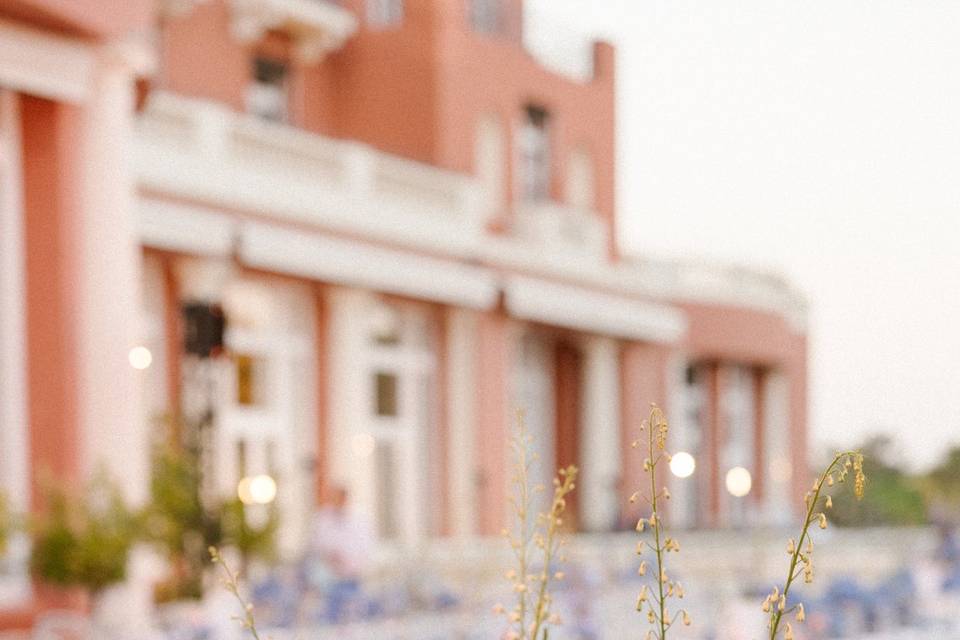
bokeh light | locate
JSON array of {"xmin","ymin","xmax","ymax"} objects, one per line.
[
  {"xmin": 725, "ymin": 466, "xmax": 752, "ymax": 497},
  {"xmin": 670, "ymin": 451, "xmax": 696, "ymax": 478},
  {"xmin": 237, "ymin": 474, "xmax": 277, "ymax": 505},
  {"xmin": 128, "ymin": 346, "xmax": 153, "ymax": 370}
]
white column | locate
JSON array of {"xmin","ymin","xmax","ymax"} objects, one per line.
[
  {"xmin": 579, "ymin": 336, "xmax": 621, "ymax": 532},
  {"xmin": 446, "ymin": 308, "xmax": 478, "ymax": 537},
  {"xmin": 0, "ymin": 90, "xmax": 31, "ymax": 604},
  {"xmin": 763, "ymin": 372, "xmax": 792, "ymax": 527},
  {"xmin": 76, "ymin": 48, "xmax": 149, "ymax": 505},
  {"xmin": 326, "ymin": 288, "xmax": 374, "ymax": 520},
  {"xmin": 511, "ymin": 332, "xmax": 557, "ymax": 519},
  {"xmin": 0, "ymin": 90, "xmax": 28, "ymax": 516}
]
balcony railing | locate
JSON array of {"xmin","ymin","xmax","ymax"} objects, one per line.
[
  {"xmin": 512, "ymin": 199, "xmax": 608, "ymax": 258},
  {"xmin": 631, "ymin": 257, "xmax": 808, "ymax": 328},
  {"xmin": 134, "ymin": 93, "xmax": 485, "ymax": 253}
]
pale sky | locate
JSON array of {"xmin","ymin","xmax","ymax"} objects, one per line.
[{"xmin": 529, "ymin": 0, "xmax": 960, "ymax": 470}]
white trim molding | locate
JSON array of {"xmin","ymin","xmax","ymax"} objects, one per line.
[
  {"xmin": 138, "ymin": 198, "xmax": 237, "ymax": 257},
  {"xmin": 0, "ymin": 19, "xmax": 95, "ymax": 103},
  {"xmin": 134, "ymin": 93, "xmax": 807, "ymax": 335},
  {"xmin": 240, "ymin": 222, "xmax": 500, "ymax": 310},
  {"xmin": 505, "ymin": 276, "xmax": 687, "ymax": 343}
]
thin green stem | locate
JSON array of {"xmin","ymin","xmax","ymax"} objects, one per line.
[
  {"xmin": 530, "ymin": 505, "xmax": 555, "ymax": 639},
  {"xmin": 516, "ymin": 436, "xmax": 531, "ymax": 636},
  {"xmin": 211, "ymin": 550, "xmax": 261, "ymax": 640},
  {"xmin": 529, "ymin": 468, "xmax": 576, "ymax": 640},
  {"xmin": 650, "ymin": 424, "xmax": 667, "ymax": 640},
  {"xmin": 768, "ymin": 453, "xmax": 850, "ymax": 639}
]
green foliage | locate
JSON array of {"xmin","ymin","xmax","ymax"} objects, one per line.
[
  {"xmin": 142, "ymin": 427, "xmax": 279, "ymax": 601},
  {"xmin": 142, "ymin": 442, "xmax": 222, "ymax": 559},
  {"xmin": 220, "ymin": 498, "xmax": 278, "ymax": 565},
  {"xmin": 925, "ymin": 446, "xmax": 960, "ymax": 499},
  {"xmin": 920, "ymin": 446, "xmax": 960, "ymax": 522},
  {"xmin": 141, "ymin": 440, "xmax": 223, "ymax": 601},
  {"xmin": 0, "ymin": 491, "xmax": 10, "ymax": 556},
  {"xmin": 826, "ymin": 436, "xmax": 927, "ymax": 527},
  {"xmin": 29, "ymin": 475, "xmax": 136, "ymax": 594}
]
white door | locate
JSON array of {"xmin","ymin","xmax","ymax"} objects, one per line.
[
  {"xmin": 675, "ymin": 363, "xmax": 707, "ymax": 529},
  {"xmin": 212, "ymin": 278, "xmax": 318, "ymax": 556},
  {"xmin": 328, "ymin": 292, "xmax": 437, "ymax": 547},
  {"xmin": 721, "ymin": 365, "xmax": 756, "ymax": 527},
  {"xmin": 362, "ymin": 303, "xmax": 435, "ymax": 544}
]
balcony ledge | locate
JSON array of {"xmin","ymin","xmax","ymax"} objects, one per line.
[
  {"xmin": 229, "ymin": 0, "xmax": 357, "ymax": 62},
  {"xmin": 512, "ymin": 200, "xmax": 608, "ymax": 259}
]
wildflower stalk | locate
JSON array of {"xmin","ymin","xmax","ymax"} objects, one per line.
[
  {"xmin": 529, "ymin": 466, "xmax": 577, "ymax": 640},
  {"xmin": 632, "ymin": 405, "xmax": 689, "ymax": 639},
  {"xmin": 765, "ymin": 451, "xmax": 865, "ymax": 640},
  {"xmin": 648, "ymin": 413, "xmax": 668, "ymax": 640},
  {"xmin": 209, "ymin": 547, "xmax": 261, "ymax": 640},
  {"xmin": 498, "ymin": 411, "xmax": 577, "ymax": 640},
  {"xmin": 507, "ymin": 413, "xmax": 533, "ymax": 635}
]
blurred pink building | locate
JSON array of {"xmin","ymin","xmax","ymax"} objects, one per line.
[{"xmin": 0, "ymin": 0, "xmax": 807, "ymax": 628}]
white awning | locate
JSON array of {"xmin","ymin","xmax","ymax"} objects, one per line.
[
  {"xmin": 240, "ymin": 222, "xmax": 499, "ymax": 310},
  {"xmin": 504, "ymin": 275, "xmax": 686, "ymax": 343},
  {"xmin": 138, "ymin": 199, "xmax": 237, "ymax": 257}
]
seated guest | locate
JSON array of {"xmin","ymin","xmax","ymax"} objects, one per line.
[{"xmin": 307, "ymin": 484, "xmax": 373, "ymax": 622}]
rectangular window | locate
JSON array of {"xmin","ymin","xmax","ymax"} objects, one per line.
[
  {"xmin": 675, "ymin": 363, "xmax": 706, "ymax": 529},
  {"xmin": 367, "ymin": 0, "xmax": 404, "ymax": 28},
  {"xmin": 235, "ymin": 439, "xmax": 247, "ymax": 483},
  {"xmin": 375, "ymin": 441, "xmax": 399, "ymax": 539},
  {"xmin": 468, "ymin": 0, "xmax": 502, "ymax": 34},
  {"xmin": 517, "ymin": 105, "xmax": 551, "ymax": 202},
  {"xmin": 374, "ymin": 371, "xmax": 399, "ymax": 417},
  {"xmin": 247, "ymin": 56, "xmax": 288, "ymax": 123},
  {"xmin": 235, "ymin": 353, "xmax": 267, "ymax": 407}
]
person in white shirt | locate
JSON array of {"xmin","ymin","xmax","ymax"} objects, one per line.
[
  {"xmin": 309, "ymin": 484, "xmax": 373, "ymax": 580},
  {"xmin": 306, "ymin": 485, "xmax": 373, "ymax": 622}
]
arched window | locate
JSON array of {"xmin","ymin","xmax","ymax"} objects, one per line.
[
  {"xmin": 566, "ymin": 147, "xmax": 595, "ymax": 211},
  {"xmin": 475, "ymin": 113, "xmax": 505, "ymax": 214},
  {"xmin": 516, "ymin": 104, "xmax": 551, "ymax": 202},
  {"xmin": 468, "ymin": 0, "xmax": 502, "ymax": 34},
  {"xmin": 367, "ymin": 0, "xmax": 404, "ymax": 28}
]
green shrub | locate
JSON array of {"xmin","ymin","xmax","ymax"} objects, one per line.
[
  {"xmin": 30, "ymin": 476, "xmax": 135, "ymax": 595},
  {"xmin": 142, "ymin": 433, "xmax": 278, "ymax": 601},
  {"xmin": 141, "ymin": 440, "xmax": 222, "ymax": 601}
]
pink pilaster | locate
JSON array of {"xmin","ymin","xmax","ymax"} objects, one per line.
[
  {"xmin": 474, "ymin": 309, "xmax": 511, "ymax": 536},
  {"xmin": 619, "ymin": 341, "xmax": 670, "ymax": 527}
]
